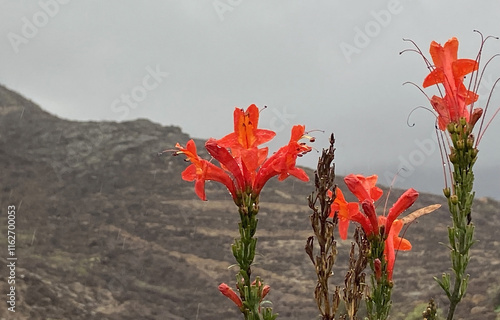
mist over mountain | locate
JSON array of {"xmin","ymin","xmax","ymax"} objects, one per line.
[{"xmin": 1, "ymin": 84, "xmax": 499, "ymax": 319}]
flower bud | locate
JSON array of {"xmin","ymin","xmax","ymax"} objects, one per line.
[
  {"xmin": 262, "ymin": 285, "xmax": 271, "ymax": 299},
  {"xmin": 456, "ymin": 139, "xmax": 464, "ymax": 150},
  {"xmin": 471, "ymin": 148, "xmax": 479, "ymax": 159},
  {"xmin": 449, "ymin": 152, "xmax": 457, "ymax": 163},
  {"xmin": 466, "ymin": 136, "xmax": 474, "ymax": 149},
  {"xmin": 374, "ymin": 258, "xmax": 382, "ymax": 281},
  {"xmin": 470, "ymin": 108, "xmax": 483, "ymax": 127},
  {"xmin": 219, "ymin": 283, "xmax": 243, "ymax": 309},
  {"xmin": 443, "ymin": 187, "xmax": 451, "ymax": 198},
  {"xmin": 460, "ymin": 117, "xmax": 467, "ymax": 127},
  {"xmin": 450, "ymin": 195, "xmax": 459, "ymax": 205},
  {"xmin": 447, "ymin": 122, "xmax": 456, "ymax": 134},
  {"xmin": 379, "ymin": 225, "xmax": 386, "ymax": 239}
]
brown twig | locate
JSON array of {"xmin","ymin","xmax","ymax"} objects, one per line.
[{"xmin": 305, "ymin": 134, "xmax": 339, "ymax": 320}]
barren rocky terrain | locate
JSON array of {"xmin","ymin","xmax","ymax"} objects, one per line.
[{"xmin": 0, "ymin": 84, "xmax": 499, "ymax": 319}]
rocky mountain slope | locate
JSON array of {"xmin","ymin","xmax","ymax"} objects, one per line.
[{"xmin": 0, "ymin": 84, "xmax": 499, "ymax": 319}]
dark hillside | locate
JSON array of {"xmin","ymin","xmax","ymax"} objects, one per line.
[{"xmin": 0, "ymin": 84, "xmax": 499, "ymax": 319}]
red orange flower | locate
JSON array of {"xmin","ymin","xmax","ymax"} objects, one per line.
[
  {"xmin": 344, "ymin": 174, "xmax": 383, "ymax": 203},
  {"xmin": 175, "ymin": 140, "xmax": 237, "ymax": 201},
  {"xmin": 252, "ymin": 125, "xmax": 312, "ymax": 196},
  {"xmin": 350, "ymin": 188, "xmax": 418, "ymax": 238},
  {"xmin": 336, "ymin": 174, "xmax": 417, "ymax": 279},
  {"xmin": 330, "ymin": 176, "xmax": 418, "ymax": 242},
  {"xmin": 205, "ymin": 138, "xmax": 248, "ymax": 192},
  {"xmin": 329, "ymin": 188, "xmax": 360, "ymax": 240},
  {"xmin": 217, "ymin": 104, "xmax": 275, "ymax": 176},
  {"xmin": 361, "ymin": 200, "xmax": 380, "ymax": 237},
  {"xmin": 379, "ymin": 217, "xmax": 411, "ymax": 280},
  {"xmin": 385, "ymin": 188, "xmax": 419, "ymax": 235},
  {"xmin": 217, "ymin": 104, "xmax": 275, "ymax": 151},
  {"xmin": 174, "ymin": 105, "xmax": 312, "ymax": 202},
  {"xmin": 422, "ymin": 37, "xmax": 480, "ymax": 130}
]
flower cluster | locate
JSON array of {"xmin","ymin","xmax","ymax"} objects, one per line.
[
  {"xmin": 423, "ymin": 37, "xmax": 483, "ymax": 131},
  {"xmin": 331, "ymin": 174, "xmax": 418, "ymax": 280},
  {"xmin": 174, "ymin": 104, "xmax": 313, "ymax": 204},
  {"xmin": 329, "ymin": 174, "xmax": 419, "ymax": 320}
]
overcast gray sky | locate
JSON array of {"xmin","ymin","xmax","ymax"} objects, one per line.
[{"xmin": 1, "ymin": 1, "xmax": 499, "ymax": 199}]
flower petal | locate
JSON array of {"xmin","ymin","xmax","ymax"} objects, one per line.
[
  {"xmin": 385, "ymin": 188, "xmax": 419, "ymax": 235},
  {"xmin": 217, "ymin": 104, "xmax": 276, "ymax": 150},
  {"xmin": 253, "ymin": 125, "xmax": 311, "ymax": 195},
  {"xmin": 344, "ymin": 174, "xmax": 383, "ymax": 202}
]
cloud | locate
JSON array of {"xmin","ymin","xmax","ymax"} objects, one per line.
[{"xmin": 0, "ymin": 1, "xmax": 499, "ymax": 199}]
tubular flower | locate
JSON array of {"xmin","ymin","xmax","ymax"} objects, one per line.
[
  {"xmin": 379, "ymin": 217, "xmax": 412, "ymax": 280},
  {"xmin": 217, "ymin": 104, "xmax": 276, "ymax": 151},
  {"xmin": 342, "ymin": 199, "xmax": 378, "ymax": 238},
  {"xmin": 361, "ymin": 200, "xmax": 380, "ymax": 237},
  {"xmin": 329, "ymin": 188, "xmax": 361, "ymax": 240},
  {"xmin": 205, "ymin": 138, "xmax": 248, "ymax": 192},
  {"xmin": 385, "ymin": 188, "xmax": 419, "ymax": 235},
  {"xmin": 218, "ymin": 283, "xmax": 243, "ymax": 309},
  {"xmin": 217, "ymin": 104, "xmax": 275, "ymax": 175},
  {"xmin": 252, "ymin": 125, "xmax": 312, "ymax": 196},
  {"xmin": 344, "ymin": 174, "xmax": 383, "ymax": 203},
  {"xmin": 353, "ymin": 188, "xmax": 418, "ymax": 239},
  {"xmin": 340, "ymin": 174, "xmax": 419, "ymax": 237},
  {"xmin": 175, "ymin": 140, "xmax": 236, "ymax": 201},
  {"xmin": 350, "ymin": 210, "xmax": 375, "ymax": 237},
  {"xmin": 422, "ymin": 37, "xmax": 480, "ymax": 130}
]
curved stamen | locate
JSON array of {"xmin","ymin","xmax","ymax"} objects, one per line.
[
  {"xmin": 477, "ymin": 77, "xmax": 500, "ymax": 145},
  {"xmin": 406, "ymin": 105, "xmax": 439, "ymax": 128},
  {"xmin": 435, "ymin": 125, "xmax": 452, "ymax": 191}
]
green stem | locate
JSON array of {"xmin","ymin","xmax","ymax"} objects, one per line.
[
  {"xmin": 366, "ymin": 237, "xmax": 392, "ymax": 320},
  {"xmin": 231, "ymin": 194, "xmax": 277, "ymax": 320},
  {"xmin": 441, "ymin": 120, "xmax": 477, "ymax": 320}
]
